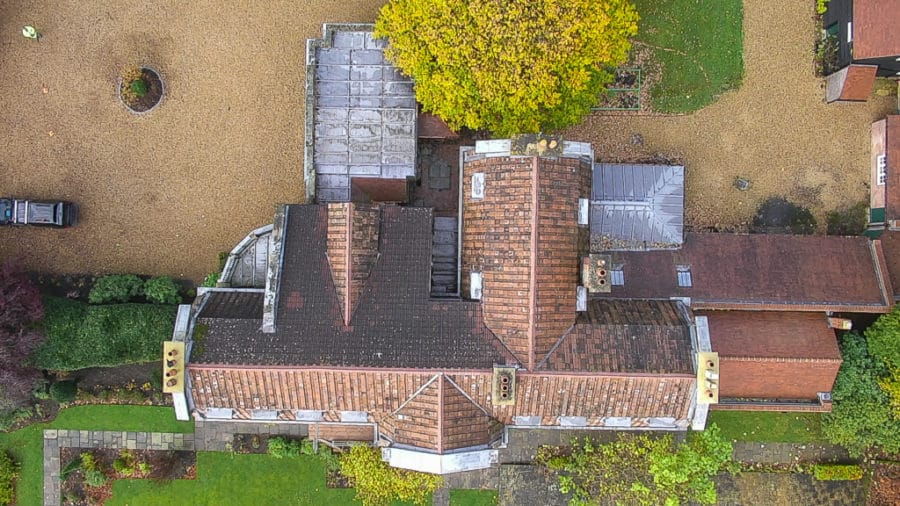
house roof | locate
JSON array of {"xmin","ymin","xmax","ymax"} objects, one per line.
[
  {"xmin": 853, "ymin": 0, "xmax": 900, "ymax": 59},
  {"xmin": 878, "ymin": 231, "xmax": 900, "ymax": 300},
  {"xmin": 310, "ymin": 26, "xmax": 417, "ymax": 202},
  {"xmin": 594, "ymin": 233, "xmax": 893, "ymax": 312},
  {"xmin": 886, "ymin": 116, "xmax": 900, "ymax": 220},
  {"xmin": 539, "ymin": 299, "xmax": 694, "ymax": 374},
  {"xmin": 187, "ymin": 367, "xmax": 696, "ymax": 436},
  {"xmin": 192, "ymin": 204, "xmax": 512, "ymax": 369},
  {"xmin": 591, "ymin": 163, "xmax": 684, "ymax": 250},
  {"xmin": 460, "ymin": 153, "xmax": 591, "ymax": 370},
  {"xmin": 699, "ymin": 311, "xmax": 841, "ymax": 360}
]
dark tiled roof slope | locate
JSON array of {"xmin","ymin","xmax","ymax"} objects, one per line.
[
  {"xmin": 539, "ymin": 299, "xmax": 694, "ymax": 374},
  {"xmin": 198, "ymin": 291, "xmax": 264, "ymax": 319},
  {"xmin": 700, "ymin": 311, "xmax": 841, "ymax": 360},
  {"xmin": 596, "ymin": 233, "xmax": 890, "ymax": 311},
  {"xmin": 192, "ymin": 204, "xmax": 510, "ymax": 368}
]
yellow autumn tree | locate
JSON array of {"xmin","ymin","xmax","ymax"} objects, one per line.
[{"xmin": 375, "ymin": 0, "xmax": 639, "ymax": 136}]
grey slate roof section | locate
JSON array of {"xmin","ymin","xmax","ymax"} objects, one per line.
[
  {"xmin": 310, "ymin": 25, "xmax": 417, "ymax": 203},
  {"xmin": 590, "ymin": 163, "xmax": 684, "ymax": 250}
]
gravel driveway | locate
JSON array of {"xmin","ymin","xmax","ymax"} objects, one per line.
[
  {"xmin": 0, "ymin": 0, "xmax": 385, "ymax": 281},
  {"xmin": 566, "ymin": 0, "xmax": 897, "ymax": 230}
]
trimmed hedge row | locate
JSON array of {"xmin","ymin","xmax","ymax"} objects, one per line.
[
  {"xmin": 811, "ymin": 464, "xmax": 863, "ymax": 481},
  {"xmin": 33, "ymin": 297, "xmax": 176, "ymax": 371}
]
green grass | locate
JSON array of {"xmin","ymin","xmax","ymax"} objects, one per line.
[
  {"xmin": 450, "ymin": 489, "xmax": 498, "ymax": 506},
  {"xmin": 708, "ymin": 411, "xmax": 826, "ymax": 443},
  {"xmin": 633, "ymin": 0, "xmax": 743, "ymax": 112},
  {"xmin": 0, "ymin": 405, "xmax": 192, "ymax": 506},
  {"xmin": 107, "ymin": 452, "xmax": 360, "ymax": 506}
]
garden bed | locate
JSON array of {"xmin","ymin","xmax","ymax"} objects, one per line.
[
  {"xmin": 868, "ymin": 462, "xmax": 900, "ymax": 506},
  {"xmin": 60, "ymin": 447, "xmax": 195, "ymax": 505}
]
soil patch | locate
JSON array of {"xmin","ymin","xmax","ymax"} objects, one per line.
[
  {"xmin": 71, "ymin": 362, "xmax": 159, "ymax": 390},
  {"xmin": 231, "ymin": 434, "xmax": 267, "ymax": 454},
  {"xmin": 60, "ymin": 447, "xmax": 195, "ymax": 506},
  {"xmin": 120, "ymin": 68, "xmax": 164, "ymax": 113},
  {"xmin": 868, "ymin": 462, "xmax": 900, "ymax": 506}
]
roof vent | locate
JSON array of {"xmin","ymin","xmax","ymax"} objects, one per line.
[
  {"xmin": 471, "ymin": 173, "xmax": 485, "ymax": 200},
  {"xmin": 470, "ymin": 271, "xmax": 483, "ymax": 300},
  {"xmin": 492, "ymin": 366, "xmax": 516, "ymax": 406},
  {"xmin": 697, "ymin": 351, "xmax": 719, "ymax": 404},
  {"xmin": 581, "ymin": 254, "xmax": 612, "ymax": 293},
  {"xmin": 577, "ymin": 198, "xmax": 589, "ymax": 226}
]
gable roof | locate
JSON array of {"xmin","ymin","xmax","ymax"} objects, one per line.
[
  {"xmin": 460, "ymin": 153, "xmax": 590, "ymax": 370},
  {"xmin": 594, "ymin": 233, "xmax": 892, "ymax": 312},
  {"xmin": 591, "ymin": 163, "xmax": 684, "ymax": 250},
  {"xmin": 539, "ymin": 299, "xmax": 694, "ymax": 374},
  {"xmin": 853, "ymin": 0, "xmax": 900, "ymax": 60},
  {"xmin": 387, "ymin": 375, "xmax": 498, "ymax": 452},
  {"xmin": 192, "ymin": 204, "xmax": 512, "ymax": 369}
]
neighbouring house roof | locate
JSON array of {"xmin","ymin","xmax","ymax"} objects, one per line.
[
  {"xmin": 853, "ymin": 0, "xmax": 900, "ymax": 59},
  {"xmin": 539, "ymin": 299, "xmax": 694, "ymax": 374},
  {"xmin": 591, "ymin": 163, "xmax": 684, "ymax": 250},
  {"xmin": 192, "ymin": 204, "xmax": 512, "ymax": 369},
  {"xmin": 460, "ymin": 151, "xmax": 591, "ymax": 370},
  {"xmin": 593, "ymin": 233, "xmax": 893, "ymax": 312},
  {"xmin": 885, "ymin": 116, "xmax": 900, "ymax": 220},
  {"xmin": 217, "ymin": 226, "xmax": 273, "ymax": 288},
  {"xmin": 879, "ymin": 230, "xmax": 900, "ymax": 300},
  {"xmin": 700, "ymin": 311, "xmax": 841, "ymax": 361},
  {"xmin": 187, "ymin": 368, "xmax": 696, "ymax": 431},
  {"xmin": 308, "ymin": 25, "xmax": 417, "ymax": 202},
  {"xmin": 826, "ymin": 64, "xmax": 878, "ymax": 102}
]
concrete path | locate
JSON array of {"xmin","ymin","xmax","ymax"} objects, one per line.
[
  {"xmin": 732, "ymin": 442, "xmax": 853, "ymax": 466},
  {"xmin": 194, "ymin": 420, "xmax": 308, "ymax": 451},
  {"xmin": 43, "ymin": 429, "xmax": 195, "ymax": 506}
]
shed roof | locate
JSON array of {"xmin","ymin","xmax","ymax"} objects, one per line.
[
  {"xmin": 700, "ymin": 311, "xmax": 841, "ymax": 360},
  {"xmin": 310, "ymin": 25, "xmax": 417, "ymax": 202},
  {"xmin": 591, "ymin": 163, "xmax": 684, "ymax": 250}
]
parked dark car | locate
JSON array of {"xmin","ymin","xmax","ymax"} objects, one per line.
[{"xmin": 0, "ymin": 198, "xmax": 77, "ymax": 227}]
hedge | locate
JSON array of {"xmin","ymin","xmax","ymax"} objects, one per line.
[
  {"xmin": 811, "ymin": 464, "xmax": 863, "ymax": 481},
  {"xmin": 0, "ymin": 451, "xmax": 15, "ymax": 506},
  {"xmin": 33, "ymin": 297, "xmax": 176, "ymax": 371},
  {"xmin": 88, "ymin": 274, "xmax": 144, "ymax": 304}
]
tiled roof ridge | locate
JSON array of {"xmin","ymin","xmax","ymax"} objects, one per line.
[
  {"xmin": 326, "ymin": 203, "xmax": 382, "ymax": 326},
  {"xmin": 527, "ymin": 155, "xmax": 539, "ymax": 370},
  {"xmin": 187, "ymin": 364, "xmax": 495, "ymax": 373},
  {"xmin": 722, "ymin": 355, "xmax": 842, "ymax": 363},
  {"xmin": 691, "ymin": 300, "xmax": 889, "ymax": 312},
  {"xmin": 392, "ymin": 373, "xmax": 441, "ymax": 415}
]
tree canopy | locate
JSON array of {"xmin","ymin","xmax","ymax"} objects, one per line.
[{"xmin": 375, "ymin": 0, "xmax": 639, "ymax": 136}]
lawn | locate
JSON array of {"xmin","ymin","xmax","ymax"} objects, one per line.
[
  {"xmin": 106, "ymin": 452, "xmax": 360, "ymax": 506},
  {"xmin": 0, "ymin": 405, "xmax": 191, "ymax": 506},
  {"xmin": 450, "ymin": 489, "xmax": 498, "ymax": 506},
  {"xmin": 633, "ymin": 0, "xmax": 743, "ymax": 112},
  {"xmin": 708, "ymin": 411, "xmax": 826, "ymax": 444}
]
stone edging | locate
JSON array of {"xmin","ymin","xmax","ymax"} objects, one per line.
[{"xmin": 43, "ymin": 430, "xmax": 195, "ymax": 506}]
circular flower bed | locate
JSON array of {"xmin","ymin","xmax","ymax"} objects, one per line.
[{"xmin": 118, "ymin": 67, "xmax": 164, "ymax": 113}]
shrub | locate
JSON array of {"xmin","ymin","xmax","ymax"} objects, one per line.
[
  {"xmin": 49, "ymin": 381, "xmax": 77, "ymax": 403},
  {"xmin": 129, "ymin": 78, "xmax": 149, "ymax": 97},
  {"xmin": 811, "ymin": 464, "xmax": 863, "ymax": 481},
  {"xmin": 60, "ymin": 455, "xmax": 82, "ymax": 481},
  {"xmin": 113, "ymin": 450, "xmax": 137, "ymax": 477},
  {"xmin": 201, "ymin": 273, "xmax": 219, "ymax": 288},
  {"xmin": 0, "ymin": 451, "xmax": 16, "ymax": 506},
  {"xmin": 0, "ymin": 407, "xmax": 33, "ymax": 431},
  {"xmin": 751, "ymin": 197, "xmax": 817, "ymax": 234},
  {"xmin": 536, "ymin": 425, "xmax": 734, "ymax": 506},
  {"xmin": 34, "ymin": 297, "xmax": 176, "ymax": 371},
  {"xmin": 300, "ymin": 439, "xmax": 316, "ymax": 456},
  {"xmin": 0, "ymin": 260, "xmax": 44, "ymax": 330},
  {"xmin": 817, "ymin": 0, "xmax": 830, "ymax": 15},
  {"xmin": 826, "ymin": 202, "xmax": 867, "ymax": 236},
  {"xmin": 144, "ymin": 276, "xmax": 181, "ymax": 305},
  {"xmin": 317, "ymin": 446, "xmax": 340, "ymax": 472},
  {"xmin": 266, "ymin": 437, "xmax": 301, "ymax": 459},
  {"xmin": 824, "ymin": 331, "xmax": 900, "ymax": 456},
  {"xmin": 80, "ymin": 452, "xmax": 108, "ymax": 488},
  {"xmin": 88, "ymin": 274, "xmax": 144, "ymax": 304},
  {"xmin": 376, "ymin": 0, "xmax": 639, "ymax": 135},
  {"xmin": 340, "ymin": 445, "xmax": 442, "ymax": 506}
]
